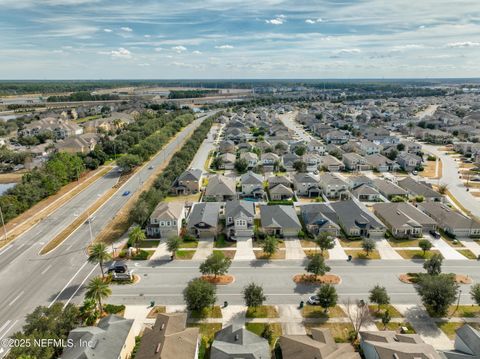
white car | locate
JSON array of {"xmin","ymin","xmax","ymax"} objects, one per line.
[{"xmin": 307, "ymin": 295, "xmax": 320, "ymax": 305}]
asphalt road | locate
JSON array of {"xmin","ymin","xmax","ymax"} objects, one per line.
[
  {"xmin": 108, "ymin": 259, "xmax": 479, "ymax": 306},
  {"xmin": 0, "ymin": 112, "xmax": 213, "ymax": 349}
]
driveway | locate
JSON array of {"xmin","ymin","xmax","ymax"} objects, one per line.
[
  {"xmin": 376, "ymin": 239, "xmax": 403, "ymax": 260},
  {"xmin": 234, "ymin": 237, "xmax": 255, "ymax": 261},
  {"xmin": 425, "ymin": 234, "xmax": 467, "ymax": 260},
  {"xmin": 328, "ymin": 239, "xmax": 348, "ymax": 260},
  {"xmin": 284, "ymin": 238, "xmax": 307, "ymax": 260},
  {"xmin": 192, "ymin": 237, "xmax": 214, "ymax": 260}
]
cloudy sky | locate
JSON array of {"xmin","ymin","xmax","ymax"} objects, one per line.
[{"xmin": 0, "ymin": 0, "xmax": 479, "ymax": 79}]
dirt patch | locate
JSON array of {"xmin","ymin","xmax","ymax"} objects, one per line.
[
  {"xmin": 293, "ymin": 274, "xmax": 341, "ymax": 285},
  {"xmin": 201, "ymin": 275, "xmax": 234, "ymax": 285},
  {"xmin": 147, "ymin": 305, "xmax": 166, "ymax": 318}
]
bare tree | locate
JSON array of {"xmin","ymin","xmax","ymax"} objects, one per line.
[{"xmin": 344, "ymin": 298, "xmax": 371, "ymax": 341}]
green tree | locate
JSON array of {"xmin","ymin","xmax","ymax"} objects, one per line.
[
  {"xmin": 167, "ymin": 236, "xmax": 181, "ymax": 258},
  {"xmin": 117, "ymin": 154, "xmax": 142, "ymax": 172},
  {"xmin": 470, "ymin": 283, "xmax": 480, "ymax": 306},
  {"xmin": 88, "ymin": 243, "xmax": 111, "ymax": 278},
  {"xmin": 183, "ymin": 278, "xmax": 216, "ymax": 312},
  {"xmin": 243, "ymin": 282, "xmax": 266, "ymax": 308},
  {"xmin": 293, "ymin": 160, "xmax": 307, "ymax": 173},
  {"xmin": 418, "ymin": 239, "xmax": 433, "ymax": 256},
  {"xmin": 369, "ymin": 285, "xmax": 390, "ymax": 312},
  {"xmin": 416, "ymin": 274, "xmax": 458, "ymax": 316},
  {"xmin": 305, "ymin": 253, "xmax": 331, "ymax": 277},
  {"xmin": 423, "ymin": 253, "xmax": 443, "ymax": 275},
  {"xmin": 381, "ymin": 309, "xmax": 391, "ymax": 330},
  {"xmin": 294, "ymin": 145, "xmax": 306, "ymax": 156},
  {"xmin": 128, "ymin": 226, "xmax": 146, "ymax": 252},
  {"xmin": 85, "ymin": 276, "xmax": 111, "ymax": 313},
  {"xmin": 79, "ymin": 298, "xmax": 99, "ymax": 326},
  {"xmin": 316, "ymin": 284, "xmax": 338, "ymax": 313},
  {"xmin": 234, "ymin": 158, "xmax": 248, "ymax": 174},
  {"xmin": 315, "ymin": 232, "xmax": 335, "ymax": 255},
  {"xmin": 362, "ymin": 238, "xmax": 376, "ymax": 257},
  {"xmin": 438, "ymin": 184, "xmax": 448, "ymax": 194},
  {"xmin": 261, "ymin": 324, "xmax": 275, "ymax": 344},
  {"xmin": 262, "ymin": 236, "xmax": 279, "ymax": 257},
  {"xmin": 199, "ymin": 251, "xmax": 232, "ymax": 278},
  {"xmin": 211, "ymin": 156, "xmax": 223, "ymax": 170}
]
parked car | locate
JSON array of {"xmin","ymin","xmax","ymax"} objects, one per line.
[
  {"xmin": 122, "ymin": 190, "xmax": 131, "ymax": 196},
  {"xmin": 429, "ymin": 230, "xmax": 441, "ymax": 239},
  {"xmin": 412, "ymin": 170, "xmax": 418, "ymax": 175},
  {"xmin": 107, "ymin": 261, "xmax": 128, "ymax": 274},
  {"xmin": 85, "ymin": 216, "xmax": 96, "ymax": 224},
  {"xmin": 307, "ymin": 295, "xmax": 320, "ymax": 305}
]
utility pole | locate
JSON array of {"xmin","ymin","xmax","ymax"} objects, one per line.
[{"xmin": 0, "ymin": 205, "xmax": 7, "ymax": 241}]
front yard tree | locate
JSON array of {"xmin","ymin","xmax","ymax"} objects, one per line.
[
  {"xmin": 234, "ymin": 158, "xmax": 248, "ymax": 174},
  {"xmin": 199, "ymin": 251, "xmax": 232, "ymax": 278},
  {"xmin": 85, "ymin": 277, "xmax": 111, "ymax": 313},
  {"xmin": 369, "ymin": 285, "xmax": 390, "ymax": 312},
  {"xmin": 470, "ymin": 283, "xmax": 480, "ymax": 306},
  {"xmin": 416, "ymin": 274, "xmax": 459, "ymax": 316},
  {"xmin": 262, "ymin": 236, "xmax": 279, "ymax": 257},
  {"xmin": 362, "ymin": 238, "xmax": 376, "ymax": 257},
  {"xmin": 316, "ymin": 284, "xmax": 338, "ymax": 313},
  {"xmin": 243, "ymin": 282, "xmax": 267, "ymax": 308},
  {"xmin": 293, "ymin": 160, "xmax": 307, "ymax": 173},
  {"xmin": 129, "ymin": 226, "xmax": 145, "ymax": 252},
  {"xmin": 381, "ymin": 309, "xmax": 391, "ymax": 330},
  {"xmin": 183, "ymin": 278, "xmax": 216, "ymax": 312},
  {"xmin": 167, "ymin": 236, "xmax": 181, "ymax": 258},
  {"xmin": 88, "ymin": 243, "xmax": 111, "ymax": 278},
  {"xmin": 418, "ymin": 239, "xmax": 433, "ymax": 256},
  {"xmin": 305, "ymin": 253, "xmax": 331, "ymax": 277},
  {"xmin": 315, "ymin": 232, "xmax": 335, "ymax": 255},
  {"xmin": 423, "ymin": 253, "xmax": 443, "ymax": 275}
]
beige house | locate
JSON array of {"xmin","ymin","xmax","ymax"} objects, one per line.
[{"xmin": 146, "ymin": 202, "xmax": 185, "ymax": 238}]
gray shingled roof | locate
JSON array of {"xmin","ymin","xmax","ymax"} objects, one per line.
[
  {"xmin": 187, "ymin": 202, "xmax": 222, "ymax": 228},
  {"xmin": 210, "ymin": 324, "xmax": 270, "ymax": 359},
  {"xmin": 260, "ymin": 205, "xmax": 302, "ymax": 230}
]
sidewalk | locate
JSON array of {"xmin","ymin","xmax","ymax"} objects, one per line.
[
  {"xmin": 150, "ymin": 241, "xmax": 170, "ymax": 260},
  {"xmin": 278, "ymin": 304, "xmax": 306, "ymax": 335},
  {"xmin": 460, "ymin": 239, "xmax": 480, "ymax": 257}
]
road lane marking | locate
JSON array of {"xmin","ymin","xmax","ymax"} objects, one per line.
[
  {"xmin": 63, "ymin": 264, "xmax": 98, "ymax": 307},
  {"xmin": 0, "ymin": 245, "xmax": 12, "ymax": 256},
  {"xmin": 8, "ymin": 291, "xmax": 24, "ymax": 306},
  {"xmin": 0, "ymin": 320, "xmax": 17, "ymax": 340},
  {"xmin": 49, "ymin": 261, "xmax": 89, "ymax": 307},
  {"xmin": 41, "ymin": 264, "xmax": 53, "ymax": 275},
  {"xmin": 0, "ymin": 321, "xmax": 11, "ymax": 336}
]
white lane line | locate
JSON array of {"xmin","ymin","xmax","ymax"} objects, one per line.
[
  {"xmin": 17, "ymin": 243, "xmax": 26, "ymax": 249},
  {"xmin": 0, "ymin": 321, "xmax": 11, "ymax": 336},
  {"xmin": 63, "ymin": 264, "xmax": 98, "ymax": 307},
  {"xmin": 49, "ymin": 261, "xmax": 89, "ymax": 307},
  {"xmin": 0, "ymin": 245, "xmax": 12, "ymax": 256},
  {"xmin": 8, "ymin": 291, "xmax": 24, "ymax": 306},
  {"xmin": 41, "ymin": 264, "xmax": 53, "ymax": 275},
  {"xmin": 0, "ymin": 320, "xmax": 18, "ymax": 340}
]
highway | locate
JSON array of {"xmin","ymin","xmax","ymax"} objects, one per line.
[{"xmin": 0, "ymin": 112, "xmax": 213, "ymax": 349}]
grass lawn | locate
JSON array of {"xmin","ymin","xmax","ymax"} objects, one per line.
[
  {"xmin": 138, "ymin": 240, "xmax": 160, "ymax": 248},
  {"xmin": 300, "ymin": 239, "xmax": 317, "ymax": 248},
  {"xmin": 442, "ymin": 236, "xmax": 464, "ymax": 248},
  {"xmin": 395, "ymin": 249, "xmax": 441, "ymax": 260},
  {"xmin": 368, "ymin": 305, "xmax": 403, "ymax": 318},
  {"xmin": 246, "ymin": 305, "xmax": 279, "ymax": 318},
  {"xmin": 163, "ymin": 193, "xmax": 201, "ymax": 203},
  {"xmin": 188, "ymin": 323, "xmax": 222, "ymax": 359},
  {"xmin": 179, "ymin": 240, "xmax": 199, "ymax": 249},
  {"xmin": 305, "ymin": 323, "xmax": 354, "ymax": 343},
  {"xmin": 130, "ymin": 249, "xmax": 154, "ymax": 260},
  {"xmin": 457, "ymin": 249, "xmax": 477, "ymax": 259},
  {"xmin": 375, "ymin": 322, "xmax": 415, "ymax": 334},
  {"xmin": 253, "ymin": 239, "xmax": 286, "ymax": 249},
  {"xmin": 338, "ymin": 238, "xmax": 364, "ymax": 248},
  {"xmin": 245, "ymin": 323, "xmax": 282, "ymax": 347},
  {"xmin": 213, "ymin": 249, "xmax": 236, "ymax": 259},
  {"xmin": 147, "ymin": 305, "xmax": 166, "ymax": 318},
  {"xmin": 436, "ymin": 322, "xmax": 480, "ymax": 339},
  {"xmin": 302, "ymin": 305, "xmax": 346, "ymax": 318},
  {"xmin": 447, "ymin": 305, "xmax": 480, "ymax": 318},
  {"xmin": 190, "ymin": 306, "xmax": 223, "ymax": 319},
  {"xmin": 388, "ymin": 238, "xmax": 420, "ymax": 247},
  {"xmin": 345, "ymin": 249, "xmax": 381, "ymax": 260},
  {"xmin": 254, "ymin": 250, "xmax": 286, "ymax": 260},
  {"xmin": 175, "ymin": 249, "xmax": 196, "ymax": 259},
  {"xmin": 214, "ymin": 235, "xmax": 236, "ymax": 248},
  {"xmin": 304, "ymin": 249, "xmax": 329, "ymax": 259}
]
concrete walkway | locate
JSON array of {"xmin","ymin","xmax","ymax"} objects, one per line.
[
  {"xmin": 192, "ymin": 238, "xmax": 214, "ymax": 260},
  {"xmin": 278, "ymin": 304, "xmax": 306, "ymax": 335},
  {"xmin": 376, "ymin": 239, "xmax": 403, "ymax": 260},
  {"xmin": 328, "ymin": 238, "xmax": 348, "ymax": 260},
  {"xmin": 234, "ymin": 237, "xmax": 256, "ymax": 261},
  {"xmin": 460, "ymin": 239, "xmax": 480, "ymax": 257},
  {"xmin": 221, "ymin": 305, "xmax": 247, "ymax": 327},
  {"xmin": 123, "ymin": 305, "xmax": 153, "ymax": 336},
  {"xmin": 427, "ymin": 236, "xmax": 467, "ymax": 260},
  {"xmin": 150, "ymin": 241, "xmax": 170, "ymax": 261},
  {"xmin": 396, "ymin": 304, "xmax": 453, "ymax": 350},
  {"xmin": 284, "ymin": 238, "xmax": 307, "ymax": 260}
]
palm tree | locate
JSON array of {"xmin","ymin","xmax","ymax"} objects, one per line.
[
  {"xmin": 88, "ymin": 243, "xmax": 111, "ymax": 278},
  {"xmin": 129, "ymin": 226, "xmax": 146, "ymax": 253},
  {"xmin": 85, "ymin": 277, "xmax": 111, "ymax": 313}
]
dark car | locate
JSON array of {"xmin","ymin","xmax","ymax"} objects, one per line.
[
  {"xmin": 429, "ymin": 230, "xmax": 441, "ymax": 239},
  {"xmin": 122, "ymin": 190, "xmax": 131, "ymax": 196},
  {"xmin": 107, "ymin": 261, "xmax": 128, "ymax": 274}
]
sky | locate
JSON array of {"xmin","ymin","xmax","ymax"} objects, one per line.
[{"xmin": 0, "ymin": 0, "xmax": 479, "ymax": 79}]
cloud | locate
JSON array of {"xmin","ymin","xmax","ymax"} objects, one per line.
[
  {"xmin": 305, "ymin": 18, "xmax": 323, "ymax": 24},
  {"xmin": 192, "ymin": 50, "xmax": 202, "ymax": 54},
  {"xmin": 335, "ymin": 48, "xmax": 361, "ymax": 55},
  {"xmin": 172, "ymin": 45, "xmax": 187, "ymax": 53},
  {"xmin": 138, "ymin": 63, "xmax": 150, "ymax": 67},
  {"xmin": 447, "ymin": 41, "xmax": 480, "ymax": 48},
  {"xmin": 215, "ymin": 44, "xmax": 234, "ymax": 49},
  {"xmin": 154, "ymin": 47, "xmax": 163, "ymax": 52},
  {"xmin": 109, "ymin": 47, "xmax": 132, "ymax": 59},
  {"xmin": 391, "ymin": 44, "xmax": 425, "ymax": 51},
  {"xmin": 265, "ymin": 15, "xmax": 285, "ymax": 25},
  {"xmin": 103, "ymin": 28, "xmax": 113, "ymax": 33},
  {"xmin": 121, "ymin": 27, "xmax": 133, "ymax": 32}
]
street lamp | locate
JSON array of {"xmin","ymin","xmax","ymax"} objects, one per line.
[{"xmin": 0, "ymin": 205, "xmax": 7, "ymax": 241}]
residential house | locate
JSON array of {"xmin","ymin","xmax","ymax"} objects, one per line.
[
  {"xmin": 348, "ymin": 175, "xmax": 372, "ymax": 189},
  {"xmin": 218, "ymin": 153, "xmax": 235, "ymax": 170},
  {"xmin": 442, "ymin": 324, "xmax": 480, "ymax": 359},
  {"xmin": 300, "ymin": 204, "xmax": 340, "ymax": 236},
  {"xmin": 255, "ymin": 139, "xmax": 273, "ymax": 152},
  {"xmin": 267, "ymin": 175, "xmax": 293, "ymax": 189},
  {"xmin": 352, "ymin": 184, "xmax": 380, "ymax": 202},
  {"xmin": 358, "ymin": 140, "xmax": 381, "ymax": 155},
  {"xmin": 146, "ymin": 202, "xmax": 185, "ymax": 238},
  {"xmin": 325, "ymin": 130, "xmax": 349, "ymax": 145},
  {"xmin": 187, "ymin": 202, "xmax": 222, "ymax": 238},
  {"xmin": 225, "ymin": 200, "xmax": 255, "ymax": 238},
  {"xmin": 307, "ymin": 139, "xmax": 326, "ymax": 155},
  {"xmin": 319, "ymin": 173, "xmax": 349, "ymax": 199},
  {"xmin": 210, "ymin": 324, "xmax": 270, "ymax": 359},
  {"xmin": 372, "ymin": 179, "xmax": 408, "ymax": 200},
  {"xmin": 61, "ymin": 315, "xmax": 135, "ymax": 359},
  {"xmin": 204, "ymin": 175, "xmax": 236, "ymax": 202},
  {"xmin": 302, "ymin": 153, "xmax": 323, "ymax": 171},
  {"xmin": 418, "ymin": 202, "xmax": 480, "ymax": 238},
  {"xmin": 397, "ymin": 152, "xmax": 422, "ymax": 171},
  {"xmin": 330, "ymin": 199, "xmax": 386, "ymax": 238},
  {"xmin": 260, "ymin": 205, "xmax": 302, "ymax": 237},
  {"xmin": 240, "ymin": 171, "xmax": 264, "ymax": 199},
  {"xmin": 397, "ymin": 177, "xmax": 443, "ymax": 202},
  {"xmin": 318, "ymin": 154, "xmax": 345, "ymax": 172},
  {"xmin": 401, "ymin": 140, "xmax": 422, "ymax": 154},
  {"xmin": 373, "ymin": 202, "xmax": 437, "ymax": 238},
  {"xmin": 260, "ymin": 152, "xmax": 280, "ymax": 171},
  {"xmin": 280, "ymin": 328, "xmax": 360, "ymax": 359},
  {"xmin": 343, "ymin": 153, "xmax": 371, "ymax": 171},
  {"xmin": 218, "ymin": 140, "xmax": 235, "ymax": 154},
  {"xmin": 239, "ymin": 152, "xmax": 258, "ymax": 169},
  {"xmin": 173, "ymin": 168, "xmax": 202, "ymax": 195},
  {"xmin": 282, "ymin": 153, "xmax": 300, "ymax": 172},
  {"xmin": 135, "ymin": 313, "xmax": 199, "ymax": 359},
  {"xmin": 293, "ymin": 173, "xmax": 321, "ymax": 197},
  {"xmin": 360, "ymin": 331, "xmax": 441, "ymax": 359},
  {"xmin": 365, "ymin": 154, "xmax": 398, "ymax": 172},
  {"xmin": 55, "ymin": 133, "xmax": 98, "ymax": 154},
  {"xmin": 269, "ymin": 183, "xmax": 294, "ymax": 201}
]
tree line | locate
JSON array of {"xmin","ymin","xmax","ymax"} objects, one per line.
[
  {"xmin": 168, "ymin": 90, "xmax": 219, "ymax": 99},
  {"xmin": 46, "ymin": 91, "xmax": 120, "ymax": 102}
]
